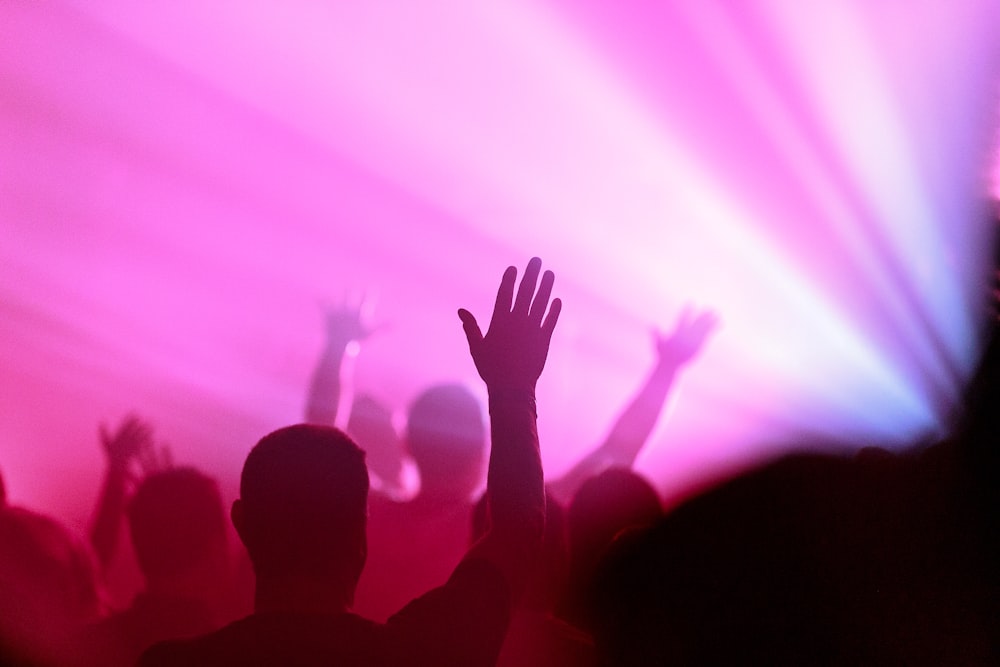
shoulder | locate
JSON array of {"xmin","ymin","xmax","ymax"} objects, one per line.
[
  {"xmin": 138, "ymin": 634, "xmax": 218, "ymax": 667},
  {"xmin": 381, "ymin": 558, "xmax": 511, "ymax": 666},
  {"xmin": 140, "ymin": 612, "xmax": 383, "ymax": 667},
  {"xmin": 137, "ymin": 616, "xmax": 263, "ymax": 667}
]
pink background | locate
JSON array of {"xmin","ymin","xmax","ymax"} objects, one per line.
[{"xmin": 2, "ymin": 1, "xmax": 998, "ymax": 536}]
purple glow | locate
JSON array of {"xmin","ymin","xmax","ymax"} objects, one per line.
[{"xmin": 1, "ymin": 0, "xmax": 998, "ymax": 525}]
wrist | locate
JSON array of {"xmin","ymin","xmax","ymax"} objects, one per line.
[
  {"xmin": 653, "ymin": 358, "xmax": 683, "ymax": 376},
  {"xmin": 488, "ymin": 387, "xmax": 537, "ymax": 416},
  {"xmin": 326, "ymin": 335, "xmax": 354, "ymax": 349}
]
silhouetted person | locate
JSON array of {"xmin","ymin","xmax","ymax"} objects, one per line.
[
  {"xmin": 0, "ymin": 501, "xmax": 101, "ymax": 665},
  {"xmin": 305, "ymin": 297, "xmax": 490, "ymax": 620},
  {"xmin": 139, "ymin": 256, "xmax": 561, "ymax": 666},
  {"xmin": 587, "ymin": 435, "xmax": 998, "ymax": 665},
  {"xmin": 89, "ymin": 415, "xmax": 159, "ymax": 573},
  {"xmin": 356, "ymin": 382, "xmax": 488, "ymax": 620},
  {"xmin": 81, "ymin": 467, "xmax": 229, "ymax": 666},
  {"xmin": 304, "ymin": 296, "xmax": 414, "ymax": 499},
  {"xmin": 558, "ymin": 468, "xmax": 662, "ymax": 632},
  {"xmin": 536, "ymin": 307, "xmax": 714, "ymax": 635}
]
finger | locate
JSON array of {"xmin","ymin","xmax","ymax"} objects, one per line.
[
  {"xmin": 541, "ymin": 297, "xmax": 562, "ymax": 345},
  {"xmin": 458, "ymin": 309, "xmax": 484, "ymax": 353},
  {"xmin": 120, "ymin": 417, "xmax": 142, "ymax": 438},
  {"xmin": 528, "ymin": 270, "xmax": 555, "ymax": 325},
  {"xmin": 491, "ymin": 266, "xmax": 517, "ymax": 321},
  {"xmin": 99, "ymin": 423, "xmax": 111, "ymax": 447},
  {"xmin": 124, "ymin": 417, "xmax": 146, "ymax": 436},
  {"xmin": 128, "ymin": 423, "xmax": 153, "ymax": 448},
  {"xmin": 513, "ymin": 257, "xmax": 542, "ymax": 315}
]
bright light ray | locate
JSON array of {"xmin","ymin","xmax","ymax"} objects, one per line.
[
  {"xmin": 758, "ymin": 0, "xmax": 987, "ymax": 376},
  {"xmin": 0, "ymin": 0, "xmax": 997, "ymax": 522},
  {"xmin": 672, "ymin": 1, "xmax": 965, "ymax": 412}
]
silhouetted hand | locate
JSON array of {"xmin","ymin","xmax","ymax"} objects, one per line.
[
  {"xmin": 655, "ymin": 306, "xmax": 719, "ymax": 367},
  {"xmin": 322, "ymin": 293, "xmax": 380, "ymax": 347},
  {"xmin": 99, "ymin": 415, "xmax": 171, "ymax": 481},
  {"xmin": 136, "ymin": 438, "xmax": 173, "ymax": 477},
  {"xmin": 459, "ymin": 257, "xmax": 561, "ymax": 392},
  {"xmin": 100, "ymin": 415, "xmax": 154, "ymax": 475}
]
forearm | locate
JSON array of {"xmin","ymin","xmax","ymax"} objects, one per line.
[
  {"xmin": 304, "ymin": 339, "xmax": 350, "ymax": 426},
  {"xmin": 467, "ymin": 389, "xmax": 545, "ymax": 589},
  {"xmin": 549, "ymin": 361, "xmax": 677, "ymax": 504},
  {"xmin": 599, "ymin": 360, "xmax": 678, "ymax": 460},
  {"xmin": 457, "ymin": 256, "xmax": 560, "ymax": 592},
  {"xmin": 486, "ymin": 389, "xmax": 545, "ymax": 541},
  {"xmin": 89, "ymin": 467, "xmax": 129, "ymax": 570}
]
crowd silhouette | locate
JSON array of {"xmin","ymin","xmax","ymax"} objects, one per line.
[{"xmin": 0, "ymin": 248, "xmax": 998, "ymax": 665}]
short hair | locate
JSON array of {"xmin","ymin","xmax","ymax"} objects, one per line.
[
  {"xmin": 587, "ymin": 455, "xmax": 852, "ymax": 664},
  {"xmin": 0, "ymin": 507, "xmax": 101, "ymax": 662},
  {"xmin": 406, "ymin": 384, "xmax": 485, "ymax": 493},
  {"xmin": 568, "ymin": 468, "xmax": 662, "ymax": 566},
  {"xmin": 128, "ymin": 468, "xmax": 226, "ymax": 580},
  {"xmin": 561, "ymin": 468, "xmax": 662, "ymax": 629},
  {"xmin": 238, "ymin": 424, "xmax": 368, "ymax": 579}
]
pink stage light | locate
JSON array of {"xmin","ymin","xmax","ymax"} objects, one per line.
[{"xmin": 0, "ymin": 0, "xmax": 998, "ymax": 526}]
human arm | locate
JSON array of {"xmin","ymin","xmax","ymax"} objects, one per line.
[
  {"xmin": 457, "ymin": 257, "xmax": 561, "ymax": 594},
  {"xmin": 548, "ymin": 306, "xmax": 718, "ymax": 504},
  {"xmin": 88, "ymin": 414, "xmax": 166, "ymax": 569},
  {"xmin": 306, "ymin": 299, "xmax": 413, "ymax": 496},
  {"xmin": 304, "ymin": 299, "xmax": 377, "ymax": 427},
  {"xmin": 345, "ymin": 393, "xmax": 413, "ymax": 499}
]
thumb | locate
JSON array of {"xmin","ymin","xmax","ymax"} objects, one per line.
[{"xmin": 458, "ymin": 308, "xmax": 483, "ymax": 354}]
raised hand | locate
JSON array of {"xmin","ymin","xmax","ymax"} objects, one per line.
[
  {"xmin": 136, "ymin": 438, "xmax": 174, "ymax": 477},
  {"xmin": 100, "ymin": 414, "xmax": 155, "ymax": 476},
  {"xmin": 307, "ymin": 293, "xmax": 382, "ymax": 428},
  {"xmin": 458, "ymin": 257, "xmax": 562, "ymax": 392},
  {"xmin": 655, "ymin": 305, "xmax": 719, "ymax": 367},
  {"xmin": 91, "ymin": 413, "xmax": 161, "ymax": 568},
  {"xmin": 322, "ymin": 292, "xmax": 381, "ymax": 347}
]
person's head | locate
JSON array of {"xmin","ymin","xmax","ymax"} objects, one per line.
[
  {"xmin": 586, "ymin": 454, "xmax": 855, "ymax": 665},
  {"xmin": 0, "ymin": 506, "xmax": 100, "ymax": 664},
  {"xmin": 568, "ymin": 468, "xmax": 662, "ymax": 576},
  {"xmin": 561, "ymin": 468, "xmax": 662, "ymax": 628},
  {"xmin": 406, "ymin": 384, "xmax": 485, "ymax": 501},
  {"xmin": 128, "ymin": 467, "xmax": 227, "ymax": 587},
  {"xmin": 231, "ymin": 424, "xmax": 369, "ymax": 599}
]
